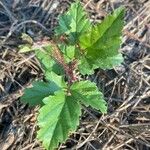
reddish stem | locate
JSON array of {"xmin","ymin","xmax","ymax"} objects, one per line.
[{"xmin": 50, "ymin": 41, "xmax": 78, "ymax": 85}]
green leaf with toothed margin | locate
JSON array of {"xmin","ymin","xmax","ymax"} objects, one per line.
[
  {"xmin": 71, "ymin": 80, "xmax": 107, "ymax": 113},
  {"xmin": 78, "ymin": 7, "xmax": 125, "ymax": 75},
  {"xmin": 37, "ymin": 90, "xmax": 81, "ymax": 150},
  {"xmin": 21, "ymin": 81, "xmax": 61, "ymax": 106},
  {"xmin": 55, "ymin": 1, "xmax": 91, "ymax": 44}
]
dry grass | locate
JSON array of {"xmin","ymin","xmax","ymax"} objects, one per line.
[{"xmin": 0, "ymin": 0, "xmax": 150, "ymax": 150}]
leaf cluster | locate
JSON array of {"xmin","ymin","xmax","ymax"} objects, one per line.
[{"xmin": 20, "ymin": 1, "xmax": 124, "ymax": 150}]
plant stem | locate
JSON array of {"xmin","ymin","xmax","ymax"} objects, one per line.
[{"xmin": 50, "ymin": 41, "xmax": 78, "ymax": 85}]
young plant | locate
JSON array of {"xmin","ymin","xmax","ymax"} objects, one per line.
[{"xmin": 20, "ymin": 1, "xmax": 124, "ymax": 150}]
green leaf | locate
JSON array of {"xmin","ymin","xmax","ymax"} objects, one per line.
[
  {"xmin": 21, "ymin": 81, "xmax": 61, "ymax": 106},
  {"xmin": 59, "ymin": 44, "xmax": 76, "ymax": 62},
  {"xmin": 55, "ymin": 1, "xmax": 91, "ymax": 44},
  {"xmin": 71, "ymin": 80, "xmax": 107, "ymax": 113},
  {"xmin": 52, "ymin": 62, "xmax": 64, "ymax": 75},
  {"xmin": 79, "ymin": 7, "xmax": 125, "ymax": 75},
  {"xmin": 35, "ymin": 46, "xmax": 64, "ymax": 75},
  {"xmin": 78, "ymin": 56, "xmax": 95, "ymax": 75},
  {"xmin": 55, "ymin": 14, "xmax": 71, "ymax": 35},
  {"xmin": 79, "ymin": 54, "xmax": 123, "ymax": 75},
  {"xmin": 45, "ymin": 71, "xmax": 66, "ymax": 88},
  {"xmin": 37, "ymin": 90, "xmax": 81, "ymax": 150},
  {"xmin": 35, "ymin": 45, "xmax": 54, "ymax": 72}
]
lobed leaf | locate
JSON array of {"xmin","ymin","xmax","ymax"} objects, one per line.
[
  {"xmin": 37, "ymin": 90, "xmax": 81, "ymax": 150},
  {"xmin": 55, "ymin": 1, "xmax": 91, "ymax": 44},
  {"xmin": 71, "ymin": 80, "xmax": 107, "ymax": 113},
  {"xmin": 58, "ymin": 44, "xmax": 75, "ymax": 63},
  {"xmin": 35, "ymin": 45, "xmax": 64, "ymax": 76},
  {"xmin": 21, "ymin": 81, "xmax": 61, "ymax": 106},
  {"xmin": 79, "ymin": 7, "xmax": 125, "ymax": 75},
  {"xmin": 45, "ymin": 71, "xmax": 66, "ymax": 88}
]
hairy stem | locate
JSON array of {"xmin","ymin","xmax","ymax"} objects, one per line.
[{"xmin": 50, "ymin": 41, "xmax": 78, "ymax": 85}]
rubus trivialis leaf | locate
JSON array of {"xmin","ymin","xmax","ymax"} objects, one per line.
[
  {"xmin": 79, "ymin": 7, "xmax": 125, "ymax": 75},
  {"xmin": 55, "ymin": 1, "xmax": 91, "ymax": 44},
  {"xmin": 71, "ymin": 80, "xmax": 107, "ymax": 113},
  {"xmin": 35, "ymin": 45, "xmax": 65, "ymax": 77},
  {"xmin": 21, "ymin": 81, "xmax": 61, "ymax": 106},
  {"xmin": 45, "ymin": 71, "xmax": 66, "ymax": 88},
  {"xmin": 37, "ymin": 90, "xmax": 81, "ymax": 150},
  {"xmin": 35, "ymin": 45, "xmax": 54, "ymax": 72},
  {"xmin": 59, "ymin": 44, "xmax": 76, "ymax": 62}
]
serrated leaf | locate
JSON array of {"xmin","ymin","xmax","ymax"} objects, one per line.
[
  {"xmin": 78, "ymin": 56, "xmax": 95, "ymax": 75},
  {"xmin": 79, "ymin": 54, "xmax": 123, "ymax": 75},
  {"xmin": 79, "ymin": 7, "xmax": 125, "ymax": 75},
  {"xmin": 59, "ymin": 44, "xmax": 76, "ymax": 62},
  {"xmin": 45, "ymin": 71, "xmax": 66, "ymax": 88},
  {"xmin": 55, "ymin": 1, "xmax": 91, "ymax": 44},
  {"xmin": 35, "ymin": 45, "xmax": 54, "ymax": 72},
  {"xmin": 71, "ymin": 80, "xmax": 107, "ymax": 113},
  {"xmin": 52, "ymin": 62, "xmax": 64, "ymax": 75},
  {"xmin": 96, "ymin": 53, "xmax": 124, "ymax": 69},
  {"xmin": 35, "ymin": 46, "xmax": 64, "ymax": 75},
  {"xmin": 21, "ymin": 81, "xmax": 61, "ymax": 106},
  {"xmin": 37, "ymin": 90, "xmax": 81, "ymax": 150},
  {"xmin": 55, "ymin": 15, "xmax": 71, "ymax": 35}
]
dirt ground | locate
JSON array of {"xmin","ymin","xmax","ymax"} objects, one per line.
[{"xmin": 0, "ymin": 0, "xmax": 150, "ymax": 150}]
